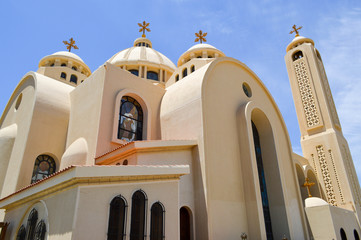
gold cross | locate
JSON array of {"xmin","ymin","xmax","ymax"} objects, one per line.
[
  {"xmin": 63, "ymin": 38, "xmax": 79, "ymax": 52},
  {"xmin": 302, "ymin": 177, "xmax": 315, "ymax": 197},
  {"xmin": 195, "ymin": 30, "xmax": 207, "ymax": 44},
  {"xmin": 138, "ymin": 21, "xmax": 150, "ymax": 38},
  {"xmin": 290, "ymin": 24, "xmax": 302, "ymax": 37}
]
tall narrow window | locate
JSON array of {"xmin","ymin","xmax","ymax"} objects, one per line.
[
  {"xmin": 108, "ymin": 195, "xmax": 127, "ymax": 240},
  {"xmin": 34, "ymin": 220, "xmax": 46, "ymax": 240},
  {"xmin": 16, "ymin": 225, "xmax": 26, "ymax": 240},
  {"xmin": 180, "ymin": 207, "xmax": 191, "ymax": 240},
  {"xmin": 147, "ymin": 71, "xmax": 159, "ymax": 81},
  {"xmin": 190, "ymin": 65, "xmax": 195, "ymax": 73},
  {"xmin": 26, "ymin": 209, "xmax": 38, "ymax": 240},
  {"xmin": 31, "ymin": 155, "xmax": 56, "ymax": 184},
  {"xmin": 130, "ymin": 190, "xmax": 147, "ymax": 240},
  {"xmin": 340, "ymin": 228, "xmax": 347, "ymax": 240},
  {"xmin": 70, "ymin": 74, "xmax": 78, "ymax": 84},
  {"xmin": 252, "ymin": 122, "xmax": 273, "ymax": 240},
  {"xmin": 118, "ymin": 96, "xmax": 143, "ymax": 142},
  {"xmin": 150, "ymin": 202, "xmax": 164, "ymax": 240}
]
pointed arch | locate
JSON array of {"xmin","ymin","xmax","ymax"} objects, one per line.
[
  {"xmin": 108, "ymin": 195, "xmax": 128, "ymax": 240},
  {"xmin": 130, "ymin": 190, "xmax": 147, "ymax": 240},
  {"xmin": 150, "ymin": 202, "xmax": 165, "ymax": 240},
  {"xmin": 16, "ymin": 225, "xmax": 26, "ymax": 240},
  {"xmin": 34, "ymin": 220, "xmax": 46, "ymax": 240}
]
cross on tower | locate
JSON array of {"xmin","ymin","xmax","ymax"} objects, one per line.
[
  {"xmin": 63, "ymin": 38, "xmax": 79, "ymax": 52},
  {"xmin": 195, "ymin": 30, "xmax": 207, "ymax": 44},
  {"xmin": 138, "ymin": 21, "xmax": 150, "ymax": 38},
  {"xmin": 289, "ymin": 24, "xmax": 303, "ymax": 37},
  {"xmin": 302, "ymin": 177, "xmax": 316, "ymax": 197}
]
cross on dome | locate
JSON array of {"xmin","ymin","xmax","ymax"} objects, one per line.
[
  {"xmin": 63, "ymin": 38, "xmax": 79, "ymax": 52},
  {"xmin": 290, "ymin": 25, "xmax": 303, "ymax": 37},
  {"xmin": 195, "ymin": 30, "xmax": 207, "ymax": 44},
  {"xmin": 138, "ymin": 21, "xmax": 150, "ymax": 38}
]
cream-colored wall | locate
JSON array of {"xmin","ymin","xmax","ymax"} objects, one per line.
[
  {"xmin": 3, "ymin": 187, "xmax": 78, "ymax": 240},
  {"xmin": 37, "ymin": 66, "xmax": 88, "ymax": 87},
  {"xmin": 161, "ymin": 57, "xmax": 308, "ymax": 239},
  {"xmin": 73, "ymin": 181, "xmax": 179, "ymax": 240},
  {"xmin": 0, "ymin": 73, "xmax": 72, "ymax": 197}
]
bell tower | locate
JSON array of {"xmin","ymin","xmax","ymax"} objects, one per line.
[{"xmin": 285, "ymin": 26, "xmax": 361, "ymax": 220}]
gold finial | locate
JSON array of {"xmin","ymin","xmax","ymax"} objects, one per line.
[
  {"xmin": 302, "ymin": 177, "xmax": 316, "ymax": 197},
  {"xmin": 195, "ymin": 30, "xmax": 207, "ymax": 44},
  {"xmin": 290, "ymin": 24, "xmax": 302, "ymax": 37},
  {"xmin": 138, "ymin": 21, "xmax": 150, "ymax": 38},
  {"xmin": 63, "ymin": 38, "xmax": 79, "ymax": 52}
]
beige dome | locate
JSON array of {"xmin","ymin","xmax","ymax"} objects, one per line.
[
  {"xmin": 286, "ymin": 36, "xmax": 315, "ymax": 52},
  {"xmin": 177, "ymin": 43, "xmax": 225, "ymax": 67},
  {"xmin": 107, "ymin": 38, "xmax": 176, "ymax": 71},
  {"xmin": 38, "ymin": 51, "xmax": 91, "ymax": 77}
]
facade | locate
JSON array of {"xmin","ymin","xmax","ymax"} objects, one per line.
[{"xmin": 0, "ymin": 31, "xmax": 360, "ymax": 240}]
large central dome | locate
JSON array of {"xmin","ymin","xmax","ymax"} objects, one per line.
[{"xmin": 107, "ymin": 38, "xmax": 176, "ymax": 84}]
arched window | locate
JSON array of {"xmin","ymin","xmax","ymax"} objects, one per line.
[
  {"xmin": 130, "ymin": 190, "xmax": 147, "ymax": 240},
  {"xmin": 341, "ymin": 228, "xmax": 347, "ymax": 240},
  {"xmin": 16, "ymin": 225, "xmax": 26, "ymax": 240},
  {"xmin": 175, "ymin": 74, "xmax": 179, "ymax": 82},
  {"xmin": 108, "ymin": 195, "xmax": 127, "ymax": 240},
  {"xmin": 129, "ymin": 69, "xmax": 139, "ymax": 76},
  {"xmin": 190, "ymin": 65, "xmax": 195, "ymax": 73},
  {"xmin": 118, "ymin": 96, "xmax": 143, "ymax": 142},
  {"xmin": 60, "ymin": 72, "xmax": 67, "ymax": 79},
  {"xmin": 150, "ymin": 202, "xmax": 164, "ymax": 240},
  {"xmin": 34, "ymin": 220, "xmax": 46, "ymax": 240},
  {"xmin": 180, "ymin": 207, "xmax": 191, "ymax": 240},
  {"xmin": 31, "ymin": 155, "xmax": 56, "ymax": 184},
  {"xmin": 61, "ymin": 63, "xmax": 67, "ymax": 67},
  {"xmin": 72, "ymin": 66, "xmax": 77, "ymax": 71},
  {"xmin": 70, "ymin": 74, "xmax": 78, "ymax": 84},
  {"xmin": 182, "ymin": 68, "xmax": 187, "ymax": 78},
  {"xmin": 355, "ymin": 229, "xmax": 360, "ymax": 240},
  {"xmin": 292, "ymin": 51, "xmax": 303, "ymax": 61},
  {"xmin": 26, "ymin": 209, "xmax": 38, "ymax": 240},
  {"xmin": 147, "ymin": 71, "xmax": 159, "ymax": 81}
]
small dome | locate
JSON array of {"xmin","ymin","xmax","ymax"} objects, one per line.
[
  {"xmin": 286, "ymin": 36, "xmax": 315, "ymax": 52},
  {"xmin": 177, "ymin": 43, "xmax": 225, "ymax": 67},
  {"xmin": 107, "ymin": 38, "xmax": 176, "ymax": 71},
  {"xmin": 38, "ymin": 51, "xmax": 91, "ymax": 77}
]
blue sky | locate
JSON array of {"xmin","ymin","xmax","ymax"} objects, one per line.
[{"xmin": 1, "ymin": 0, "xmax": 361, "ymax": 181}]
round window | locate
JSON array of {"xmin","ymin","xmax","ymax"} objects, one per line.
[{"xmin": 242, "ymin": 83, "xmax": 252, "ymax": 98}]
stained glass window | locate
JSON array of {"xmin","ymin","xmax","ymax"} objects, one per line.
[
  {"xmin": 26, "ymin": 209, "xmax": 38, "ymax": 240},
  {"xmin": 108, "ymin": 195, "xmax": 127, "ymax": 240},
  {"xmin": 31, "ymin": 155, "xmax": 56, "ymax": 184},
  {"xmin": 130, "ymin": 190, "xmax": 147, "ymax": 240},
  {"xmin": 118, "ymin": 96, "xmax": 143, "ymax": 142},
  {"xmin": 16, "ymin": 225, "xmax": 26, "ymax": 240},
  {"xmin": 34, "ymin": 220, "xmax": 46, "ymax": 240},
  {"xmin": 150, "ymin": 202, "xmax": 164, "ymax": 240}
]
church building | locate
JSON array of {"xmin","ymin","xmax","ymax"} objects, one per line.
[{"xmin": 0, "ymin": 23, "xmax": 360, "ymax": 240}]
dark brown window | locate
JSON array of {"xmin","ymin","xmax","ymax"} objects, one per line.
[
  {"xmin": 108, "ymin": 195, "xmax": 127, "ymax": 240},
  {"xmin": 118, "ymin": 96, "xmax": 143, "ymax": 142},
  {"xmin": 340, "ymin": 228, "xmax": 347, "ymax": 240},
  {"xmin": 150, "ymin": 202, "xmax": 164, "ymax": 240},
  {"xmin": 182, "ymin": 68, "xmax": 187, "ymax": 78},
  {"xmin": 16, "ymin": 225, "xmax": 26, "ymax": 240},
  {"xmin": 26, "ymin": 209, "xmax": 38, "ymax": 240},
  {"xmin": 180, "ymin": 207, "xmax": 191, "ymax": 240},
  {"xmin": 34, "ymin": 220, "xmax": 46, "ymax": 240},
  {"xmin": 190, "ymin": 65, "xmax": 195, "ymax": 73},
  {"xmin": 130, "ymin": 190, "xmax": 147, "ymax": 240},
  {"xmin": 70, "ymin": 74, "xmax": 78, "ymax": 84},
  {"xmin": 175, "ymin": 74, "xmax": 179, "ymax": 82},
  {"xmin": 31, "ymin": 155, "xmax": 56, "ymax": 184}
]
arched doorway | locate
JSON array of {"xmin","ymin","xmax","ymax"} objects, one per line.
[
  {"xmin": 180, "ymin": 207, "xmax": 191, "ymax": 240},
  {"xmin": 251, "ymin": 109, "xmax": 290, "ymax": 239}
]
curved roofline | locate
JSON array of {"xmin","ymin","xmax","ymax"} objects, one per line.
[
  {"xmin": 286, "ymin": 36, "xmax": 315, "ymax": 52},
  {"xmin": 177, "ymin": 44, "xmax": 225, "ymax": 67}
]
